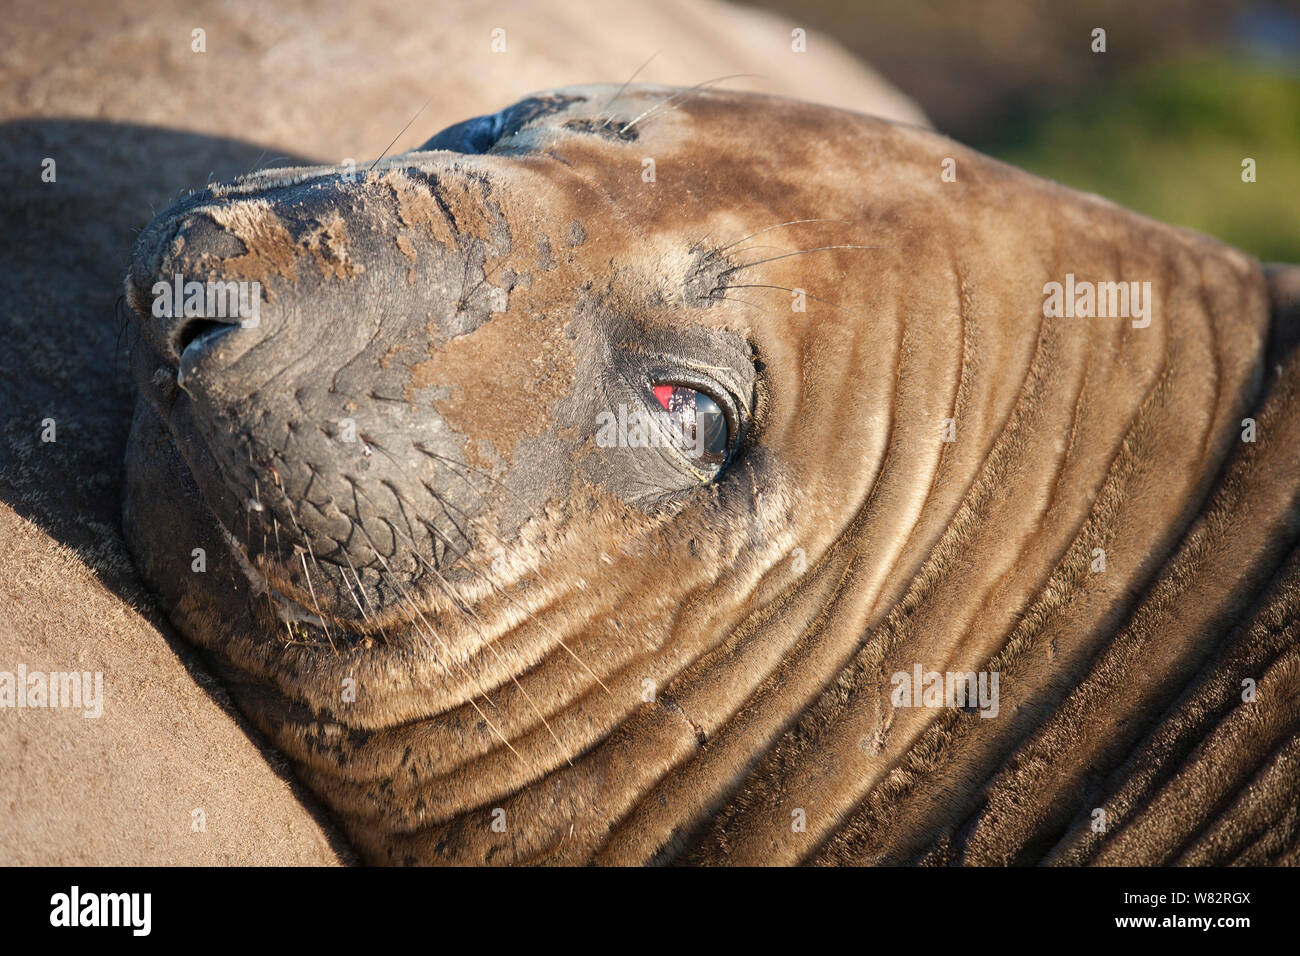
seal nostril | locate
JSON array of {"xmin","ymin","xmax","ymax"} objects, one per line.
[{"xmin": 175, "ymin": 318, "xmax": 236, "ymax": 358}]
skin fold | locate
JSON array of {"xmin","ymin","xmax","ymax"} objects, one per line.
[{"xmin": 122, "ymin": 85, "xmax": 1300, "ymax": 865}]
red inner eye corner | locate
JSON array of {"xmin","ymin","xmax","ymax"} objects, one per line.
[{"xmin": 653, "ymin": 384, "xmax": 675, "ymax": 410}]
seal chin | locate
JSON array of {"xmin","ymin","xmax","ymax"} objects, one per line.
[
  {"xmin": 217, "ymin": 523, "xmax": 376, "ymax": 650},
  {"xmin": 127, "ymin": 330, "xmax": 373, "ymax": 639}
]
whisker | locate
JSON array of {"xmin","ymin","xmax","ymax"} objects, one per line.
[
  {"xmin": 355, "ymin": 522, "xmax": 511, "ymax": 724},
  {"xmin": 722, "ymin": 244, "xmax": 886, "ymax": 275},
  {"xmin": 411, "ymin": 443, "xmax": 530, "ymax": 506},
  {"xmin": 704, "ymin": 219, "xmax": 850, "ymax": 260},
  {"xmin": 410, "ymin": 543, "xmax": 573, "ymax": 767},
  {"xmin": 385, "ymin": 582, "xmax": 521, "ymax": 761},
  {"xmin": 339, "ymin": 554, "xmax": 372, "ymax": 623},
  {"xmin": 369, "ymin": 95, "xmax": 435, "ymax": 173},
  {"xmin": 273, "ymin": 501, "xmax": 346, "ymax": 654},
  {"xmin": 620, "ymin": 73, "xmax": 762, "ymax": 134},
  {"xmin": 298, "ymin": 548, "xmax": 337, "ymax": 653},
  {"xmin": 355, "ymin": 518, "xmax": 450, "ymax": 669},
  {"xmin": 363, "ymin": 475, "xmax": 605, "ymax": 708},
  {"xmin": 244, "ymin": 148, "xmax": 268, "ymax": 175},
  {"xmin": 705, "ymin": 292, "xmax": 777, "ymax": 315},
  {"xmin": 718, "ymin": 283, "xmax": 845, "ymax": 310},
  {"xmin": 339, "ymin": 549, "xmax": 398, "ymax": 647},
  {"xmin": 596, "ymin": 50, "xmax": 662, "ymax": 126},
  {"xmin": 403, "ymin": 457, "xmax": 626, "ymax": 695},
  {"xmin": 348, "ymin": 459, "xmax": 614, "ymax": 702},
  {"xmin": 416, "ymin": 511, "xmax": 613, "ymax": 697}
]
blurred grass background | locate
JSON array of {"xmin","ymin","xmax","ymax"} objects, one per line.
[{"xmin": 742, "ymin": 0, "xmax": 1300, "ymax": 262}]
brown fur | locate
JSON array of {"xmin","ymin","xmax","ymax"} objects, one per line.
[
  {"xmin": 124, "ymin": 84, "xmax": 1298, "ymax": 865},
  {"xmin": 1, "ymin": 0, "xmax": 921, "ymax": 865}
]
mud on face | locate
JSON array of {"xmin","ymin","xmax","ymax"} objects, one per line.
[{"xmin": 123, "ymin": 87, "xmax": 763, "ymax": 654}]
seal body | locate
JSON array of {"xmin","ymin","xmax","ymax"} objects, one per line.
[{"xmin": 123, "ymin": 85, "xmax": 1300, "ymax": 865}]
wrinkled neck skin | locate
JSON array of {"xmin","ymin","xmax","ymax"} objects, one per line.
[{"xmin": 123, "ymin": 85, "xmax": 1270, "ymax": 864}]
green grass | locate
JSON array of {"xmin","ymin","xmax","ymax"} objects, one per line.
[{"xmin": 983, "ymin": 56, "xmax": 1300, "ymax": 263}]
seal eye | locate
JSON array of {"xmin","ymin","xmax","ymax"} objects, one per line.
[
  {"xmin": 651, "ymin": 382, "xmax": 733, "ymax": 472},
  {"xmin": 418, "ymin": 95, "xmax": 588, "ymax": 154}
]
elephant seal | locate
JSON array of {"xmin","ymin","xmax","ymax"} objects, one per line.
[{"xmin": 123, "ymin": 84, "xmax": 1300, "ymax": 865}]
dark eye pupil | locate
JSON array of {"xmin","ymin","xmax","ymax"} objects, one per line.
[
  {"xmin": 651, "ymin": 383, "xmax": 732, "ymax": 472},
  {"xmin": 695, "ymin": 392, "xmax": 728, "ymax": 458}
]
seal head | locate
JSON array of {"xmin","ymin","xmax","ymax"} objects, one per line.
[{"xmin": 124, "ymin": 85, "xmax": 1286, "ymax": 865}]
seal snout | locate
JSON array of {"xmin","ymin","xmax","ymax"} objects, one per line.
[
  {"xmin": 121, "ymin": 169, "xmax": 511, "ymax": 630},
  {"xmin": 126, "ymin": 206, "xmax": 271, "ymax": 376}
]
